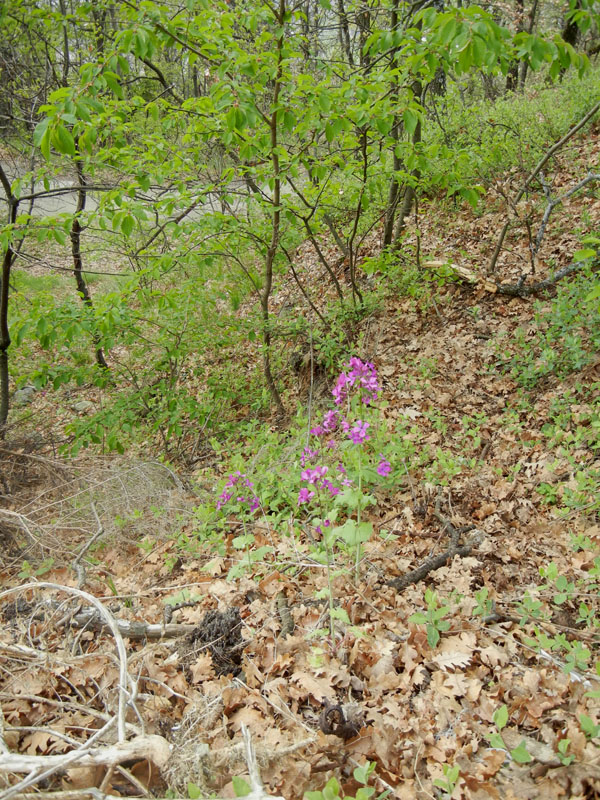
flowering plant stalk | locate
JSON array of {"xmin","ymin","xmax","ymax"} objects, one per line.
[
  {"xmin": 215, "ymin": 471, "xmax": 273, "ymax": 580},
  {"xmin": 297, "ymin": 357, "xmax": 392, "ymax": 586}
]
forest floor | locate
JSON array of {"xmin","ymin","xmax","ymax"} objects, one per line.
[{"xmin": 1, "ymin": 126, "xmax": 600, "ymax": 800}]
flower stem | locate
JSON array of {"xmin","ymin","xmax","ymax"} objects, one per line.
[{"xmin": 355, "ymin": 449, "xmax": 362, "ymax": 582}]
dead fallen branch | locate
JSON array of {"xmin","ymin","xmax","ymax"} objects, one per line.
[
  {"xmin": 58, "ymin": 609, "xmax": 197, "ymax": 639},
  {"xmin": 494, "ymin": 259, "xmax": 589, "ymax": 297},
  {"xmin": 0, "ymin": 583, "xmax": 135, "ymax": 742},
  {"xmin": 0, "ymin": 734, "xmax": 171, "ymax": 773},
  {"xmin": 3, "ymin": 602, "xmax": 197, "ymax": 639},
  {"xmin": 387, "ymin": 498, "xmax": 483, "ymax": 591}
]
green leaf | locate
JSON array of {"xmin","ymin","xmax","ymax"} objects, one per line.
[
  {"xmin": 439, "ymin": 17, "xmax": 457, "ymax": 45},
  {"xmin": 103, "ymin": 71, "xmax": 123, "ymax": 98},
  {"xmin": 52, "ymin": 124, "xmax": 76, "ymax": 156},
  {"xmin": 403, "ymin": 109, "xmax": 418, "ymax": 136},
  {"xmin": 120, "ymin": 214, "xmax": 135, "ymax": 237},
  {"xmin": 510, "ymin": 740, "xmax": 532, "ymax": 764},
  {"xmin": 353, "ymin": 788, "xmax": 375, "ymax": 800},
  {"xmin": 33, "ymin": 118, "xmax": 50, "ymax": 147},
  {"xmin": 353, "ymin": 762, "xmax": 375, "ymax": 785},
  {"xmin": 427, "ymin": 626, "xmax": 440, "ymax": 648},
  {"xmin": 486, "ymin": 732, "xmax": 506, "ymax": 749},
  {"xmin": 318, "ymin": 93, "xmax": 331, "ymax": 113},
  {"xmin": 232, "ymin": 776, "xmax": 252, "ymax": 797},
  {"xmin": 493, "ymin": 705, "xmax": 508, "ymax": 731},
  {"xmin": 322, "ymin": 777, "xmax": 340, "ymax": 800},
  {"xmin": 586, "ymin": 284, "xmax": 600, "ymax": 302},
  {"xmin": 573, "ymin": 248, "xmax": 596, "ymax": 261},
  {"xmin": 332, "ymin": 488, "xmax": 356, "ymax": 509},
  {"xmin": 75, "ymin": 101, "xmax": 92, "ymax": 122},
  {"xmin": 330, "ymin": 607, "xmax": 351, "ymax": 624},
  {"xmin": 187, "ymin": 782, "xmax": 202, "ymax": 799},
  {"xmin": 579, "ymin": 713, "xmax": 600, "ymax": 739},
  {"xmin": 409, "ymin": 612, "xmax": 428, "ymax": 624},
  {"xmin": 39, "ymin": 129, "xmax": 51, "ymax": 161},
  {"xmin": 335, "ymin": 520, "xmax": 373, "ymax": 547}
]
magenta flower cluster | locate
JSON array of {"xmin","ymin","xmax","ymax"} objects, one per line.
[
  {"xmin": 332, "ymin": 356, "xmax": 380, "ymax": 407},
  {"xmin": 377, "ymin": 455, "xmax": 391, "ymax": 476},
  {"xmin": 216, "ymin": 471, "xmax": 260, "ymax": 513},
  {"xmin": 295, "ymin": 357, "xmax": 391, "ymax": 508},
  {"xmin": 297, "ymin": 463, "xmax": 351, "ymax": 505}
]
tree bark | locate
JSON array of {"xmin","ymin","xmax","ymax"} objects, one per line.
[
  {"xmin": 0, "ymin": 163, "xmax": 18, "ymax": 433},
  {"xmin": 71, "ymin": 158, "xmax": 109, "ymax": 370},
  {"xmin": 505, "ymin": 0, "xmax": 524, "ymax": 93}
]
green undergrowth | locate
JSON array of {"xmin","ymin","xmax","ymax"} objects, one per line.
[
  {"xmin": 426, "ymin": 64, "xmax": 600, "ymax": 196},
  {"xmin": 496, "ymin": 266, "xmax": 600, "ymax": 390}
]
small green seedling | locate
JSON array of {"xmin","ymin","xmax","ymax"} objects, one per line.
[
  {"xmin": 579, "ymin": 714, "xmax": 600, "ymax": 740},
  {"xmin": 409, "ymin": 588, "xmax": 451, "ymax": 648},
  {"xmin": 305, "ymin": 761, "xmax": 381, "ymax": 800},
  {"xmin": 557, "ymin": 738, "xmax": 575, "ymax": 766},
  {"xmin": 486, "ymin": 705, "xmax": 532, "ymax": 764},
  {"xmin": 433, "ymin": 764, "xmax": 460, "ymax": 797}
]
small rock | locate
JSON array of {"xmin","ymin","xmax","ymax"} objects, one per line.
[
  {"xmin": 13, "ymin": 386, "xmax": 36, "ymax": 406},
  {"xmin": 72, "ymin": 400, "xmax": 94, "ymax": 413}
]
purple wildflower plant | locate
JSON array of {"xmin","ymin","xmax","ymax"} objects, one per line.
[
  {"xmin": 349, "ymin": 419, "xmax": 370, "ymax": 445},
  {"xmin": 377, "ymin": 455, "xmax": 392, "ymax": 477},
  {"xmin": 322, "ymin": 410, "xmax": 340, "ymax": 431},
  {"xmin": 300, "ymin": 447, "xmax": 318, "ymax": 467},
  {"xmin": 298, "ymin": 487, "xmax": 315, "ymax": 505},
  {"xmin": 301, "ymin": 465, "xmax": 329, "ymax": 484},
  {"xmin": 332, "ymin": 357, "xmax": 381, "ymax": 407},
  {"xmin": 216, "ymin": 471, "xmax": 260, "ymax": 514}
]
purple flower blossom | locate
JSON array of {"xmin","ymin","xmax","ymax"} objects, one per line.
[
  {"xmin": 333, "ymin": 356, "xmax": 381, "ymax": 406},
  {"xmin": 349, "ymin": 419, "xmax": 370, "ymax": 445},
  {"xmin": 323, "ymin": 479, "xmax": 340, "ymax": 496},
  {"xmin": 300, "ymin": 447, "xmax": 318, "ymax": 467},
  {"xmin": 216, "ymin": 490, "xmax": 233, "ymax": 510},
  {"xmin": 298, "ymin": 487, "xmax": 315, "ymax": 505},
  {"xmin": 301, "ymin": 465, "xmax": 328, "ymax": 484},
  {"xmin": 322, "ymin": 410, "xmax": 339, "ymax": 431},
  {"xmin": 216, "ymin": 472, "xmax": 259, "ymax": 513},
  {"xmin": 377, "ymin": 455, "xmax": 392, "ymax": 477},
  {"xmin": 310, "ymin": 424, "xmax": 325, "ymax": 436},
  {"xmin": 332, "ymin": 372, "xmax": 349, "ymax": 405}
]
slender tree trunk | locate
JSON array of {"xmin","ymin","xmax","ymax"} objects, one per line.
[
  {"xmin": 347, "ymin": 128, "xmax": 366, "ymax": 307},
  {"xmin": 301, "ymin": 0, "xmax": 311, "ymax": 62},
  {"xmin": 505, "ymin": 0, "xmax": 524, "ymax": 92},
  {"xmin": 262, "ymin": 0, "xmax": 286, "ymax": 416},
  {"xmin": 71, "ymin": 159, "xmax": 109, "ymax": 370},
  {"xmin": 392, "ymin": 85, "xmax": 422, "ymax": 246},
  {"xmin": 383, "ymin": 0, "xmax": 401, "ymax": 247},
  {"xmin": 0, "ymin": 164, "xmax": 18, "ymax": 432},
  {"xmin": 58, "ymin": 0, "xmax": 72, "ymax": 85},
  {"xmin": 337, "ymin": 0, "xmax": 354, "ymax": 67},
  {"xmin": 357, "ymin": 5, "xmax": 371, "ymax": 70},
  {"xmin": 518, "ymin": 0, "xmax": 538, "ymax": 88},
  {"xmin": 562, "ymin": 0, "xmax": 580, "ymax": 47}
]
